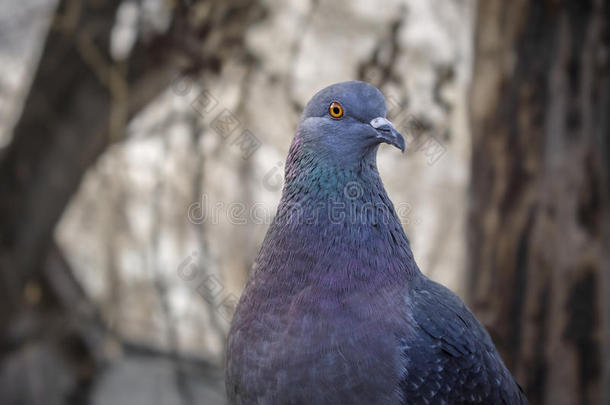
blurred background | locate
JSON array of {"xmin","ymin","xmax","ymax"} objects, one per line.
[{"xmin": 0, "ymin": 0, "xmax": 608, "ymax": 404}]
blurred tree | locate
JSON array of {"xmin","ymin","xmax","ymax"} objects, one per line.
[
  {"xmin": 0, "ymin": 0, "xmax": 263, "ymax": 403},
  {"xmin": 469, "ymin": 1, "xmax": 609, "ymax": 405}
]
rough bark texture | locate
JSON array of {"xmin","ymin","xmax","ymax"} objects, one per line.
[{"xmin": 469, "ymin": 1, "xmax": 610, "ymax": 405}]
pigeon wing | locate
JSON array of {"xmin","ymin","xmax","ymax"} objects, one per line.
[{"xmin": 399, "ymin": 278, "xmax": 528, "ymax": 404}]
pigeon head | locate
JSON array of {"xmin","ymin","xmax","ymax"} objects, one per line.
[{"xmin": 293, "ymin": 81, "xmax": 405, "ymax": 167}]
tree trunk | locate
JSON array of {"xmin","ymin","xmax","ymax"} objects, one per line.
[
  {"xmin": 0, "ymin": 0, "xmax": 264, "ymax": 402},
  {"xmin": 0, "ymin": 0, "xmax": 263, "ymax": 321},
  {"xmin": 469, "ymin": 1, "xmax": 610, "ymax": 404},
  {"xmin": 0, "ymin": 0, "xmax": 178, "ymax": 312},
  {"xmin": 0, "ymin": 2, "xmax": 175, "ymax": 402}
]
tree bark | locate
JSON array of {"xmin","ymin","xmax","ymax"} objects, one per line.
[{"xmin": 469, "ymin": 1, "xmax": 610, "ymax": 404}]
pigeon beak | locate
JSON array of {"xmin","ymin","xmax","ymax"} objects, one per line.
[{"xmin": 370, "ymin": 117, "xmax": 405, "ymax": 152}]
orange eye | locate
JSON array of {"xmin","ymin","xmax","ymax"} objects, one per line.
[{"xmin": 329, "ymin": 102, "xmax": 344, "ymax": 118}]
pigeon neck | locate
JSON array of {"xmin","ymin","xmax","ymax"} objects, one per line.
[{"xmin": 257, "ymin": 149, "xmax": 420, "ymax": 291}]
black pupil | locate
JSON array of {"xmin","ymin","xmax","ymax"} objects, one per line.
[{"xmin": 332, "ymin": 106, "xmax": 340, "ymax": 115}]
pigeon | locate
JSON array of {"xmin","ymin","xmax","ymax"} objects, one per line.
[{"xmin": 226, "ymin": 81, "xmax": 528, "ymax": 404}]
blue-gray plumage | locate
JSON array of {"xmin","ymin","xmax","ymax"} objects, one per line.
[{"xmin": 226, "ymin": 81, "xmax": 527, "ymax": 404}]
